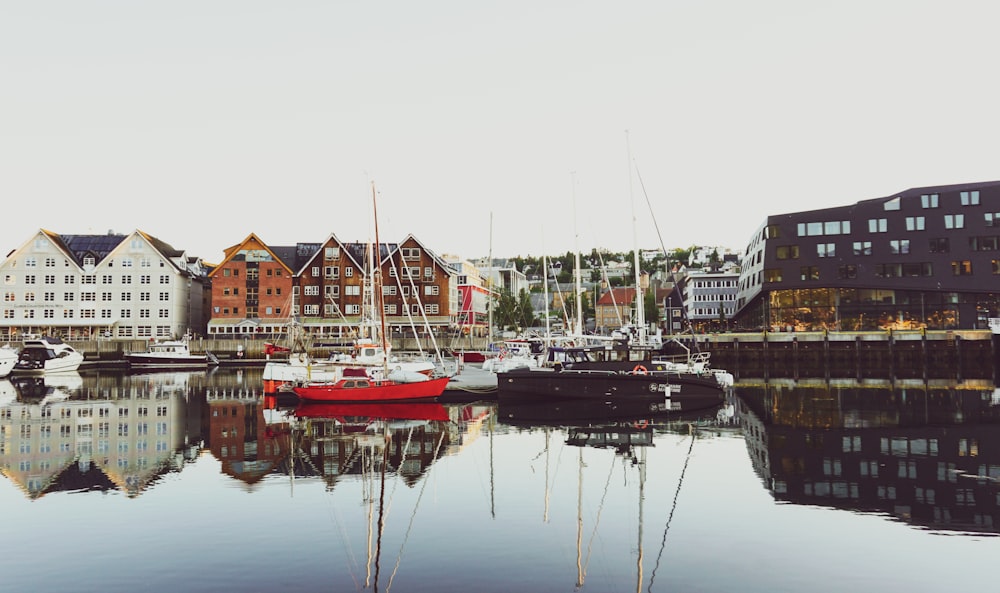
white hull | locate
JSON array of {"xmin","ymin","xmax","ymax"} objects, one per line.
[
  {"xmin": 125, "ymin": 340, "xmax": 210, "ymax": 369},
  {"xmin": 13, "ymin": 337, "xmax": 84, "ymax": 375},
  {"xmin": 0, "ymin": 348, "xmax": 16, "ymax": 378}
]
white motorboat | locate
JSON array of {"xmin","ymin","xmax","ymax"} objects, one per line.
[
  {"xmin": 125, "ymin": 339, "xmax": 214, "ymax": 370},
  {"xmin": 12, "ymin": 336, "xmax": 84, "ymax": 374},
  {"xmin": 0, "ymin": 345, "xmax": 17, "ymax": 378}
]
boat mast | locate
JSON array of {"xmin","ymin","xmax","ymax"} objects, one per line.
[
  {"xmin": 488, "ymin": 212, "xmax": 494, "ymax": 340},
  {"xmin": 371, "ymin": 182, "xmax": 390, "ymax": 377},
  {"xmin": 627, "ymin": 130, "xmax": 646, "ymax": 345},
  {"xmin": 572, "ymin": 171, "xmax": 583, "ymax": 337}
]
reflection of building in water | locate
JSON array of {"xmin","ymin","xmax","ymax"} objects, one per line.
[
  {"xmin": 0, "ymin": 373, "xmax": 195, "ymax": 499},
  {"xmin": 202, "ymin": 389, "xmax": 496, "ymax": 490},
  {"xmin": 205, "ymin": 385, "xmax": 285, "ymax": 487},
  {"xmin": 298, "ymin": 417, "xmax": 451, "ymax": 491},
  {"xmin": 739, "ymin": 379, "xmax": 1000, "ymax": 534},
  {"xmin": 441, "ymin": 403, "xmax": 494, "ymax": 456}
]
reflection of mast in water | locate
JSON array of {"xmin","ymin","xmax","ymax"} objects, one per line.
[
  {"xmin": 351, "ymin": 418, "xmax": 449, "ymax": 593},
  {"xmin": 648, "ymin": 423, "xmax": 697, "ymax": 592},
  {"xmin": 576, "ymin": 443, "xmax": 619, "ymax": 590},
  {"xmin": 636, "ymin": 446, "xmax": 645, "ymax": 593},
  {"xmin": 575, "ymin": 448, "xmax": 584, "ymax": 589}
]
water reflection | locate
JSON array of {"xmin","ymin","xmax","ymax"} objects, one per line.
[
  {"xmin": 0, "ymin": 368, "xmax": 495, "ymax": 501},
  {"xmin": 6, "ymin": 369, "xmax": 997, "ymax": 591},
  {"xmin": 737, "ymin": 377, "xmax": 1000, "ymax": 534},
  {"xmin": 0, "ymin": 371, "xmax": 207, "ymax": 498}
]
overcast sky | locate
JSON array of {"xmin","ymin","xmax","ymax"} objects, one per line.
[{"xmin": 3, "ymin": 1, "xmax": 999, "ymax": 264}]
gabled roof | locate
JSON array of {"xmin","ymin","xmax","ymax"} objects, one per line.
[
  {"xmin": 270, "ymin": 243, "xmax": 322, "ymax": 274},
  {"xmin": 342, "ymin": 241, "xmax": 398, "ymax": 274},
  {"xmin": 210, "ymin": 233, "xmax": 295, "ymax": 277},
  {"xmin": 296, "ymin": 234, "xmax": 365, "ymax": 277},
  {"xmin": 391, "ymin": 234, "xmax": 454, "ymax": 274},
  {"xmin": 597, "ymin": 287, "xmax": 637, "ymax": 306},
  {"xmin": 56, "ymin": 231, "xmax": 127, "ymax": 266}
]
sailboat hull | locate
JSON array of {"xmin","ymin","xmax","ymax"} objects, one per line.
[{"xmin": 292, "ymin": 376, "xmax": 451, "ymax": 403}]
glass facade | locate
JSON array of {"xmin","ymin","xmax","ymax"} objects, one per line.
[{"xmin": 751, "ymin": 288, "xmax": 1000, "ymax": 331}]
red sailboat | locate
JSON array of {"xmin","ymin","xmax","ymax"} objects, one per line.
[{"xmin": 292, "ymin": 182, "xmax": 450, "ymax": 403}]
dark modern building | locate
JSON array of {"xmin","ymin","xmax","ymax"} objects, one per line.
[{"xmin": 733, "ymin": 181, "xmax": 1000, "ymax": 331}]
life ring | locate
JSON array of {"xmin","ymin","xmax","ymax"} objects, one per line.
[
  {"xmin": 632, "ymin": 364, "xmax": 648, "ymax": 375},
  {"xmin": 633, "ymin": 420, "xmax": 649, "ymax": 429}
]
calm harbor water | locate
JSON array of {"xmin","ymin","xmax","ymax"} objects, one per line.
[{"xmin": 2, "ymin": 368, "xmax": 998, "ymax": 593}]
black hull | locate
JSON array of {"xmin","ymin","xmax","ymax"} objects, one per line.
[
  {"xmin": 125, "ymin": 355, "xmax": 208, "ymax": 370},
  {"xmin": 496, "ymin": 367, "xmax": 724, "ymax": 401}
]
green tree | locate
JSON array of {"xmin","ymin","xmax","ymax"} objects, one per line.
[
  {"xmin": 644, "ymin": 291, "xmax": 661, "ymax": 325},
  {"xmin": 492, "ymin": 289, "xmax": 519, "ymax": 332},
  {"xmin": 516, "ymin": 288, "xmax": 536, "ymax": 329}
]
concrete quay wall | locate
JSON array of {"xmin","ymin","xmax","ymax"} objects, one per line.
[{"xmin": 691, "ymin": 329, "xmax": 997, "ymax": 382}]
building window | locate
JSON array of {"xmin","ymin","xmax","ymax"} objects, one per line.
[
  {"xmin": 992, "ymin": 260, "xmax": 1000, "ymax": 275},
  {"xmin": 960, "ymin": 190, "xmax": 980, "ymax": 205},
  {"xmin": 325, "ymin": 266, "xmax": 339, "ymax": 278},
  {"xmin": 817, "ymin": 243, "xmax": 836, "ymax": 258},
  {"xmin": 905, "ymin": 216, "xmax": 925, "ymax": 231},
  {"xmin": 929, "ymin": 238, "xmax": 950, "ymax": 253},
  {"xmin": 853, "ymin": 241, "xmax": 872, "ymax": 256},
  {"xmin": 921, "ymin": 193, "xmax": 939, "ymax": 208},
  {"xmin": 889, "ymin": 239, "xmax": 910, "ymax": 255},
  {"xmin": 944, "ymin": 214, "xmax": 965, "ymax": 229},
  {"xmin": 800, "ymin": 266, "xmax": 819, "ymax": 281},
  {"xmin": 883, "ymin": 196, "xmax": 901, "ymax": 211},
  {"xmin": 303, "ymin": 285, "xmax": 319, "ymax": 296},
  {"xmin": 838, "ymin": 265, "xmax": 857, "ymax": 279},
  {"xmin": 985, "ymin": 213, "xmax": 1000, "ymax": 227},
  {"xmin": 875, "ymin": 264, "xmax": 902, "ymax": 278},
  {"xmin": 325, "ymin": 247, "xmax": 340, "ymax": 260},
  {"xmin": 402, "ymin": 248, "xmax": 421, "ymax": 260},
  {"xmin": 868, "ymin": 218, "xmax": 888, "ymax": 233},
  {"xmin": 951, "ymin": 260, "xmax": 973, "ymax": 276},
  {"xmin": 776, "ymin": 245, "xmax": 799, "ymax": 260},
  {"xmin": 970, "ymin": 236, "xmax": 1000, "ymax": 251},
  {"xmin": 765, "ymin": 224, "xmax": 780, "ymax": 239}
]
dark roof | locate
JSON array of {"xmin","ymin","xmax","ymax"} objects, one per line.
[
  {"xmin": 141, "ymin": 232, "xmax": 184, "ymax": 258},
  {"xmin": 58, "ymin": 233, "xmax": 127, "ymax": 265},
  {"xmin": 270, "ymin": 243, "xmax": 320, "ymax": 271}
]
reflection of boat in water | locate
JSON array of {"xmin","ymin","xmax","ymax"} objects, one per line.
[
  {"xmin": 498, "ymin": 391, "xmax": 724, "ymax": 427},
  {"xmin": 9, "ymin": 371, "xmax": 83, "ymax": 402},
  {"xmin": 291, "ymin": 395, "xmax": 451, "ymax": 590},
  {"xmin": 295, "ymin": 401, "xmax": 450, "ymax": 423},
  {"xmin": 737, "ymin": 378, "xmax": 1000, "ymax": 534},
  {"xmin": 0, "ymin": 379, "xmax": 16, "ymax": 406},
  {"xmin": 517, "ymin": 402, "xmax": 706, "ymax": 591}
]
